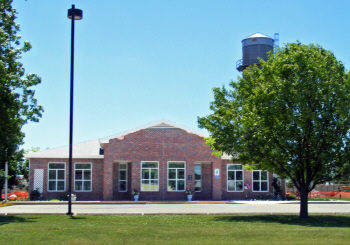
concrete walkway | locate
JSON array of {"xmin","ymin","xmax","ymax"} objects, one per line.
[{"xmin": 1, "ymin": 201, "xmax": 350, "ymax": 215}]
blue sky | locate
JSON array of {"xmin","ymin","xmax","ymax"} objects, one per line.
[{"xmin": 13, "ymin": 0, "xmax": 350, "ymax": 151}]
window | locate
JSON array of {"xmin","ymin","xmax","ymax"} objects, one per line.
[
  {"xmin": 253, "ymin": 170, "xmax": 268, "ymax": 191},
  {"xmin": 48, "ymin": 162, "xmax": 65, "ymax": 191},
  {"xmin": 168, "ymin": 162, "xmax": 185, "ymax": 191},
  {"xmin": 194, "ymin": 164, "xmax": 202, "ymax": 192},
  {"xmin": 141, "ymin": 162, "xmax": 159, "ymax": 191},
  {"xmin": 75, "ymin": 163, "xmax": 92, "ymax": 191},
  {"xmin": 227, "ymin": 164, "xmax": 243, "ymax": 192},
  {"xmin": 119, "ymin": 163, "xmax": 127, "ymax": 192}
]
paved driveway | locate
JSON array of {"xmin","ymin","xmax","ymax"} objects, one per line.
[{"xmin": 1, "ymin": 201, "xmax": 350, "ymax": 215}]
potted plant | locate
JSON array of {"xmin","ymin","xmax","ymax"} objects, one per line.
[
  {"xmin": 132, "ymin": 190, "xmax": 140, "ymax": 201},
  {"xmin": 185, "ymin": 189, "xmax": 194, "ymax": 201},
  {"xmin": 68, "ymin": 194, "xmax": 77, "ymax": 201}
]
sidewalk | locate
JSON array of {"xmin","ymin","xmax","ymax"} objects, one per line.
[{"xmin": 1, "ymin": 201, "xmax": 350, "ymax": 215}]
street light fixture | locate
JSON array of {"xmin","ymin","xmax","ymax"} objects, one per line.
[{"xmin": 67, "ymin": 4, "xmax": 83, "ymax": 216}]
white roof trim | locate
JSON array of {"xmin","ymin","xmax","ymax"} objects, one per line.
[
  {"xmin": 244, "ymin": 32, "xmax": 272, "ymax": 40},
  {"xmin": 99, "ymin": 119, "xmax": 209, "ymax": 145},
  {"xmin": 24, "ymin": 139, "xmax": 102, "ymax": 159}
]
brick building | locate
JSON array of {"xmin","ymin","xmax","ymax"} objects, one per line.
[{"xmin": 25, "ymin": 119, "xmax": 280, "ymax": 201}]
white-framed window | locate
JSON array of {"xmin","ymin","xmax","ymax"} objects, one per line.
[
  {"xmin": 227, "ymin": 164, "xmax": 243, "ymax": 192},
  {"xmin": 119, "ymin": 163, "xmax": 127, "ymax": 192},
  {"xmin": 74, "ymin": 163, "xmax": 92, "ymax": 192},
  {"xmin": 253, "ymin": 170, "xmax": 268, "ymax": 192},
  {"xmin": 168, "ymin": 162, "xmax": 185, "ymax": 191},
  {"xmin": 141, "ymin": 162, "xmax": 159, "ymax": 191},
  {"xmin": 194, "ymin": 163, "xmax": 202, "ymax": 192},
  {"xmin": 48, "ymin": 162, "xmax": 66, "ymax": 191}
]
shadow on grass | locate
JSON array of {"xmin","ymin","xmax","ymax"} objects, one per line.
[
  {"xmin": 0, "ymin": 214, "xmax": 86, "ymax": 226},
  {"xmin": 213, "ymin": 214, "xmax": 350, "ymax": 228},
  {"xmin": 69, "ymin": 215, "xmax": 86, "ymax": 220},
  {"xmin": 0, "ymin": 216, "xmax": 37, "ymax": 226}
]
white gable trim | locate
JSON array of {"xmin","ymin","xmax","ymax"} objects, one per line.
[{"xmin": 99, "ymin": 119, "xmax": 208, "ymax": 145}]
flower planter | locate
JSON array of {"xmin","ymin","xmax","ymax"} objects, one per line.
[
  {"xmin": 134, "ymin": 195, "xmax": 139, "ymax": 201},
  {"xmin": 71, "ymin": 196, "xmax": 77, "ymax": 202},
  {"xmin": 187, "ymin": 194, "xmax": 193, "ymax": 201}
]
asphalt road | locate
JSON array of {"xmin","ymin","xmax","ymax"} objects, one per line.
[{"xmin": 1, "ymin": 201, "xmax": 350, "ymax": 215}]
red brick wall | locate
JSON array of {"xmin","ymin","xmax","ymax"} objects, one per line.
[
  {"xmin": 194, "ymin": 163, "xmax": 212, "ymax": 200},
  {"xmin": 220, "ymin": 160, "xmax": 274, "ymax": 200},
  {"xmin": 104, "ymin": 128, "xmax": 221, "ymax": 201},
  {"xmin": 112, "ymin": 163, "xmax": 132, "ymax": 200},
  {"xmin": 29, "ymin": 158, "xmax": 104, "ymax": 201},
  {"xmin": 29, "ymin": 129, "xmax": 278, "ymax": 201}
]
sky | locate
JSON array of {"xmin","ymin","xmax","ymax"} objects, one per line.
[{"xmin": 12, "ymin": 0, "xmax": 350, "ymax": 151}]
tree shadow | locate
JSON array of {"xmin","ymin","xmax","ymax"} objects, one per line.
[
  {"xmin": 0, "ymin": 214, "xmax": 86, "ymax": 226},
  {"xmin": 0, "ymin": 215, "xmax": 37, "ymax": 226},
  {"xmin": 213, "ymin": 214, "xmax": 350, "ymax": 228}
]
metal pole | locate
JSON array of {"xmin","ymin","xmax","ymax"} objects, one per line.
[
  {"xmin": 5, "ymin": 162, "xmax": 8, "ymax": 202},
  {"xmin": 67, "ymin": 4, "xmax": 75, "ymax": 216}
]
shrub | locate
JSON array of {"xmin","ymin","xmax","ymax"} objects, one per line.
[
  {"xmin": 287, "ymin": 193, "xmax": 296, "ymax": 200},
  {"xmin": 59, "ymin": 191, "xmax": 69, "ymax": 201},
  {"xmin": 30, "ymin": 189, "xmax": 42, "ymax": 201}
]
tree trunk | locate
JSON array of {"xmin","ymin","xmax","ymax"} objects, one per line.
[{"xmin": 299, "ymin": 188, "xmax": 309, "ymax": 218}]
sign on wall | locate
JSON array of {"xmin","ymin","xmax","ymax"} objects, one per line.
[{"xmin": 214, "ymin": 168, "xmax": 220, "ymax": 179}]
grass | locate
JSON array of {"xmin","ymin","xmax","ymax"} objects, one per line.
[
  {"xmin": 285, "ymin": 197, "xmax": 350, "ymax": 201},
  {"xmin": 308, "ymin": 197, "xmax": 350, "ymax": 201},
  {"xmin": 0, "ymin": 214, "xmax": 350, "ymax": 244}
]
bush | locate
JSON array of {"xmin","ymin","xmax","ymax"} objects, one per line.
[
  {"xmin": 59, "ymin": 191, "xmax": 69, "ymax": 201},
  {"xmin": 287, "ymin": 193, "xmax": 296, "ymax": 200},
  {"xmin": 30, "ymin": 189, "xmax": 42, "ymax": 201}
]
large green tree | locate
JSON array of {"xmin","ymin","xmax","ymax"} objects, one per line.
[
  {"xmin": 198, "ymin": 42, "xmax": 350, "ymax": 218},
  {"xmin": 0, "ymin": 0, "xmax": 43, "ymax": 196}
]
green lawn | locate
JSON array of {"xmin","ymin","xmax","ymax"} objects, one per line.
[
  {"xmin": 0, "ymin": 214, "xmax": 349, "ymax": 244},
  {"xmin": 308, "ymin": 196, "xmax": 350, "ymax": 201}
]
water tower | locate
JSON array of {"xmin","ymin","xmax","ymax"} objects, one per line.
[{"xmin": 236, "ymin": 32, "xmax": 274, "ymax": 72}]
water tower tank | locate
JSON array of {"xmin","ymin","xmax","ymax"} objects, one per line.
[{"xmin": 236, "ymin": 33, "xmax": 274, "ymax": 72}]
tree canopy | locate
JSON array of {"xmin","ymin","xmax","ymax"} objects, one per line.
[
  {"xmin": 0, "ymin": 0, "xmax": 43, "ymax": 194},
  {"xmin": 198, "ymin": 42, "xmax": 350, "ymax": 218}
]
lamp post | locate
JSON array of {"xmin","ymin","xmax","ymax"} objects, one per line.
[
  {"xmin": 67, "ymin": 4, "xmax": 83, "ymax": 216},
  {"xmin": 4, "ymin": 162, "xmax": 8, "ymax": 203}
]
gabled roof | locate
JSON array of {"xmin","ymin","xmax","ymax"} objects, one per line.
[
  {"xmin": 24, "ymin": 139, "xmax": 103, "ymax": 159},
  {"xmin": 24, "ymin": 119, "xmax": 209, "ymax": 159},
  {"xmin": 99, "ymin": 119, "xmax": 209, "ymax": 144}
]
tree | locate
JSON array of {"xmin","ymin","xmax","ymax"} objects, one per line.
[
  {"xmin": 0, "ymin": 0, "xmax": 43, "ymax": 197},
  {"xmin": 16, "ymin": 147, "xmax": 40, "ymax": 181},
  {"xmin": 198, "ymin": 42, "xmax": 350, "ymax": 218}
]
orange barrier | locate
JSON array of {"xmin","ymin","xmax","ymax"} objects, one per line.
[
  {"xmin": 1, "ymin": 191, "xmax": 28, "ymax": 200},
  {"xmin": 287, "ymin": 191, "xmax": 350, "ymax": 198},
  {"xmin": 333, "ymin": 192, "xmax": 350, "ymax": 198}
]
